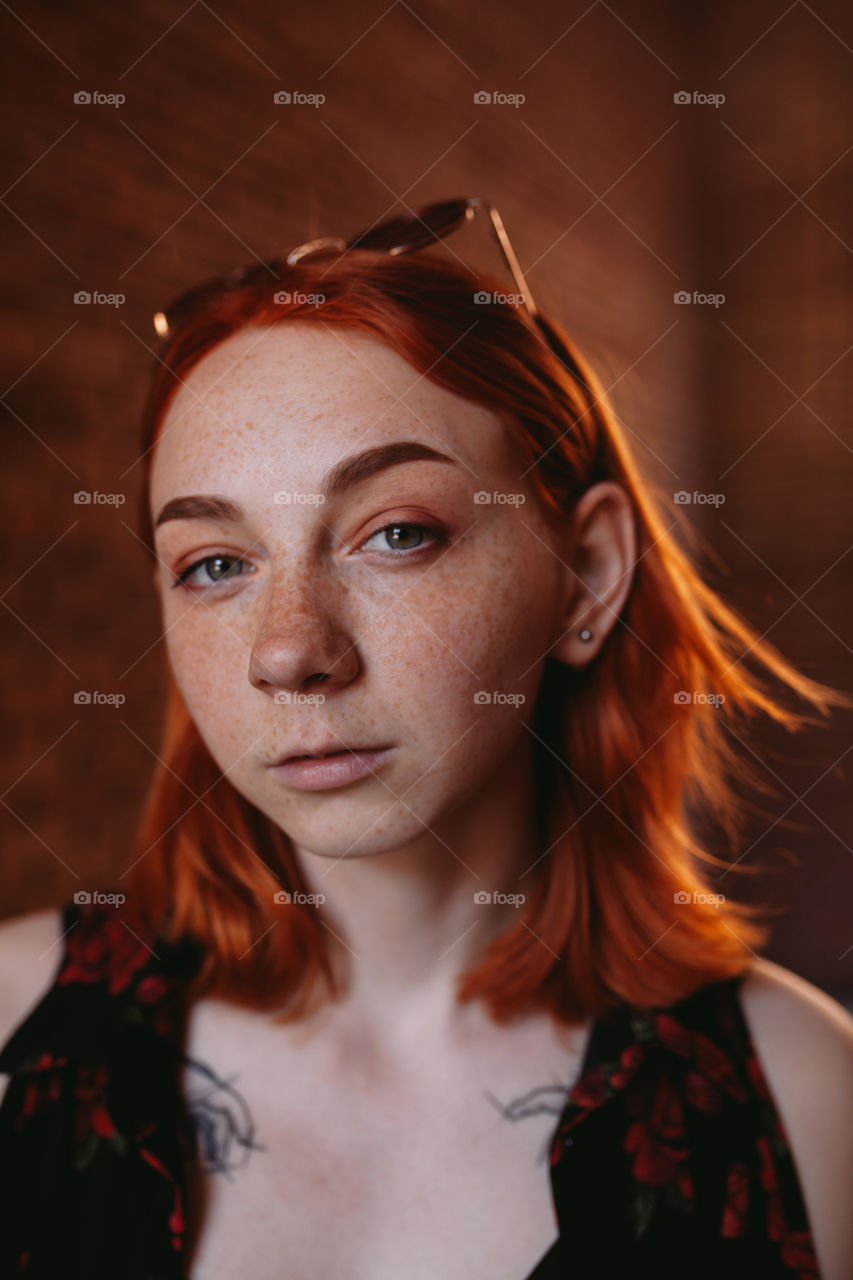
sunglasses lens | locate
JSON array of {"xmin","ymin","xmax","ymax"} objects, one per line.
[{"xmin": 347, "ymin": 199, "xmax": 471, "ymax": 253}]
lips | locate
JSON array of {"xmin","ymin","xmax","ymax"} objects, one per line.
[
  {"xmin": 270, "ymin": 743, "xmax": 388, "ymax": 766},
  {"xmin": 268, "ymin": 745, "xmax": 394, "ymax": 791},
  {"xmin": 289, "ymin": 750, "xmax": 347, "ymax": 761}
]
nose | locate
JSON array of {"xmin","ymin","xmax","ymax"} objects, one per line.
[{"xmin": 247, "ymin": 576, "xmax": 361, "ymax": 698}]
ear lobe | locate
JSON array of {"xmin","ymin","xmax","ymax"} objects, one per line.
[
  {"xmin": 544, "ymin": 481, "xmax": 637, "ymax": 669},
  {"xmin": 548, "ymin": 622, "xmax": 601, "ymax": 669}
]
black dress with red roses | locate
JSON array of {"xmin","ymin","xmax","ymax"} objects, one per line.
[{"xmin": 0, "ymin": 898, "xmax": 821, "ymax": 1279}]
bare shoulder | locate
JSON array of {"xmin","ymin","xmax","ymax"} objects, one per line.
[
  {"xmin": 738, "ymin": 956, "xmax": 853, "ymax": 1280},
  {"xmin": 0, "ymin": 907, "xmax": 66, "ymax": 1099}
]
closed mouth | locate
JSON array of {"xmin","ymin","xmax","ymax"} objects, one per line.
[
  {"xmin": 276, "ymin": 746, "xmax": 389, "ymax": 765},
  {"xmin": 289, "ymin": 750, "xmax": 350, "ymax": 760}
]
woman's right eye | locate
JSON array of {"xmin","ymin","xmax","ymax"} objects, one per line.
[{"xmin": 172, "ymin": 554, "xmax": 253, "ymax": 591}]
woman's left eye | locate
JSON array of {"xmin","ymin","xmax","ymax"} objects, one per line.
[{"xmin": 359, "ymin": 522, "xmax": 445, "ymax": 555}]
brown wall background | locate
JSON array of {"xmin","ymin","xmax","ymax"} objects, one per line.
[{"xmin": 2, "ymin": 0, "xmax": 851, "ymax": 1004}]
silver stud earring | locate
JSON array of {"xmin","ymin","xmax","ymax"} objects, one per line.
[{"xmin": 579, "ymin": 628, "xmax": 592, "ymax": 641}]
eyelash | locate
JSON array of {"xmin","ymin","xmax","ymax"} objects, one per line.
[{"xmin": 171, "ymin": 521, "xmax": 448, "ymax": 592}]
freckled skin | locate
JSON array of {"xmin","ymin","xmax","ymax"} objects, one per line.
[{"xmin": 149, "ymin": 321, "xmax": 636, "ymax": 989}]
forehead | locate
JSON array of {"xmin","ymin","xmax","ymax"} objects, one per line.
[{"xmin": 149, "ymin": 322, "xmax": 507, "ymax": 498}]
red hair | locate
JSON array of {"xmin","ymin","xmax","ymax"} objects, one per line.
[{"xmin": 125, "ymin": 248, "xmax": 851, "ymax": 1025}]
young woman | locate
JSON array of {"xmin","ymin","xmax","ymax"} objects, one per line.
[{"xmin": 1, "ymin": 199, "xmax": 852, "ymax": 1280}]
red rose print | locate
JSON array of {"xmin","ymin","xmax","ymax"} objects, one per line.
[
  {"xmin": 755, "ymin": 1141, "xmax": 787, "ymax": 1246},
  {"xmin": 17, "ymin": 1054, "xmax": 69, "ymax": 1122},
  {"xmin": 571, "ymin": 1065, "xmax": 609, "ymax": 1109},
  {"xmin": 137, "ymin": 975, "xmax": 169, "ymax": 1004},
  {"xmin": 611, "ymin": 1043, "xmax": 645, "ymax": 1089},
  {"xmin": 780, "ymin": 1231, "xmax": 819, "ymax": 1275},
  {"xmin": 140, "ymin": 1146, "xmax": 170, "ymax": 1178},
  {"xmin": 684, "ymin": 1068, "xmax": 724, "ymax": 1114},
  {"xmin": 746, "ymin": 1048, "xmax": 773, "ymax": 1103},
  {"xmin": 657, "ymin": 1015, "xmax": 747, "ymax": 1104},
  {"xmin": 59, "ymin": 909, "xmax": 151, "ymax": 997},
  {"xmin": 756, "ymin": 1134, "xmax": 779, "ymax": 1192},
  {"xmin": 720, "ymin": 1161, "xmax": 749, "ymax": 1237},
  {"xmin": 75, "ymin": 1062, "xmax": 118, "ymax": 1145},
  {"xmin": 169, "ymin": 1186, "xmax": 185, "ymax": 1235},
  {"xmin": 691, "ymin": 1031, "xmax": 747, "ymax": 1102},
  {"xmin": 624, "ymin": 1075, "xmax": 690, "ymax": 1190},
  {"xmin": 140, "ymin": 1144, "xmax": 187, "ymax": 1255},
  {"xmin": 655, "ymin": 1013, "xmax": 693, "ymax": 1058}
]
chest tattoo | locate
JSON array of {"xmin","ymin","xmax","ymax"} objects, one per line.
[
  {"xmin": 181, "ymin": 1053, "xmax": 266, "ymax": 1175},
  {"xmin": 484, "ymin": 1081, "xmax": 573, "ymax": 1164}
]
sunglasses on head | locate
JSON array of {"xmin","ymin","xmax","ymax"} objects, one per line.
[{"xmin": 152, "ymin": 197, "xmax": 587, "ymax": 390}]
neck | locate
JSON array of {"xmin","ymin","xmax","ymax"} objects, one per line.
[{"xmin": 292, "ymin": 733, "xmax": 545, "ymax": 1048}]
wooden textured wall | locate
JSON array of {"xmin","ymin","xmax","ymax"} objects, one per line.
[{"xmin": 1, "ymin": 0, "xmax": 850, "ymax": 999}]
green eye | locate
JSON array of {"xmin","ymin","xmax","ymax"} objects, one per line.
[
  {"xmin": 362, "ymin": 522, "xmax": 444, "ymax": 554},
  {"xmin": 174, "ymin": 555, "xmax": 249, "ymax": 590}
]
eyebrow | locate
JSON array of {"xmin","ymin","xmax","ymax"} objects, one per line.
[{"xmin": 153, "ymin": 441, "xmax": 461, "ymax": 530}]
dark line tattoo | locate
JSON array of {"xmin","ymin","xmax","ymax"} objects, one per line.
[
  {"xmin": 484, "ymin": 1081, "xmax": 573, "ymax": 1165},
  {"xmin": 181, "ymin": 1053, "xmax": 267, "ymax": 1176}
]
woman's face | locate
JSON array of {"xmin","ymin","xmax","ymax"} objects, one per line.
[{"xmin": 149, "ymin": 321, "xmax": 573, "ymax": 862}]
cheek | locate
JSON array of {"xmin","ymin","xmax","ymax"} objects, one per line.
[
  {"xmin": 163, "ymin": 610, "xmax": 258, "ymax": 764},
  {"xmin": 374, "ymin": 540, "xmax": 557, "ymax": 735}
]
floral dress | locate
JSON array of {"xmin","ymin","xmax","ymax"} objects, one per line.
[{"xmin": 0, "ymin": 899, "xmax": 821, "ymax": 1279}]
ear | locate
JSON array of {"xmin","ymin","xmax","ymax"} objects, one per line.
[{"xmin": 546, "ymin": 481, "xmax": 637, "ymax": 670}]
